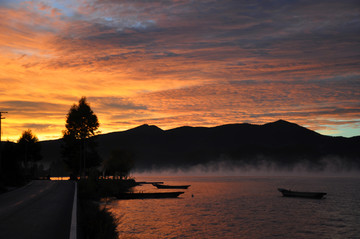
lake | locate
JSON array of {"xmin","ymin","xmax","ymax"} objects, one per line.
[{"xmin": 107, "ymin": 176, "xmax": 360, "ymax": 239}]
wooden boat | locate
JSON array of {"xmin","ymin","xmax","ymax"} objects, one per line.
[
  {"xmin": 116, "ymin": 191, "xmax": 184, "ymax": 200},
  {"xmin": 137, "ymin": 181, "xmax": 164, "ymax": 185},
  {"xmin": 152, "ymin": 184, "xmax": 190, "ymax": 189},
  {"xmin": 278, "ymin": 188, "xmax": 327, "ymax": 199}
]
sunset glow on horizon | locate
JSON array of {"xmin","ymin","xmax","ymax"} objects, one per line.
[{"xmin": 1, "ymin": 0, "xmax": 359, "ymax": 141}]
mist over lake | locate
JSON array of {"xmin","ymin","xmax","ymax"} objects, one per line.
[{"xmin": 40, "ymin": 120, "xmax": 360, "ymax": 177}]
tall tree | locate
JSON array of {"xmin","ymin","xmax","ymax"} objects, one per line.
[
  {"xmin": 17, "ymin": 129, "xmax": 42, "ymax": 177},
  {"xmin": 62, "ymin": 97, "xmax": 101, "ymax": 177}
]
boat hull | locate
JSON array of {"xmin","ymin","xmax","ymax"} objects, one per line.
[
  {"xmin": 278, "ymin": 188, "xmax": 326, "ymax": 199},
  {"xmin": 153, "ymin": 184, "xmax": 190, "ymax": 189},
  {"xmin": 116, "ymin": 192, "xmax": 184, "ymax": 200}
]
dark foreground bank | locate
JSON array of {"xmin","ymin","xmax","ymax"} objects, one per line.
[{"xmin": 77, "ymin": 178, "xmax": 137, "ymax": 239}]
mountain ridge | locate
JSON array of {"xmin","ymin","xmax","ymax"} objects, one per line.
[{"xmin": 39, "ymin": 120, "xmax": 360, "ymax": 173}]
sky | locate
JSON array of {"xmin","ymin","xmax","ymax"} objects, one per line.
[{"xmin": 0, "ymin": 0, "xmax": 359, "ymax": 141}]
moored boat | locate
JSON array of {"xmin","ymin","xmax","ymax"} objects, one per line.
[
  {"xmin": 116, "ymin": 191, "xmax": 184, "ymax": 200},
  {"xmin": 153, "ymin": 184, "xmax": 191, "ymax": 189},
  {"xmin": 137, "ymin": 181, "xmax": 164, "ymax": 185},
  {"xmin": 278, "ymin": 188, "xmax": 327, "ymax": 199}
]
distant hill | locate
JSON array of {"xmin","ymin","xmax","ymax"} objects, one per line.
[{"xmin": 40, "ymin": 120, "xmax": 360, "ymax": 173}]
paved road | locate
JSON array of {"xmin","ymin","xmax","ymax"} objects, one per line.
[{"xmin": 0, "ymin": 180, "xmax": 75, "ymax": 239}]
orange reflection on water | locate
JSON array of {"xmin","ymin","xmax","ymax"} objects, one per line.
[
  {"xmin": 106, "ymin": 176, "xmax": 360, "ymax": 239},
  {"xmin": 50, "ymin": 177, "xmax": 70, "ymax": 181},
  {"xmin": 107, "ymin": 176, "xmax": 260, "ymax": 239}
]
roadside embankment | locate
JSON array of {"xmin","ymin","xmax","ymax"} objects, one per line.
[{"xmin": 77, "ymin": 177, "xmax": 137, "ymax": 239}]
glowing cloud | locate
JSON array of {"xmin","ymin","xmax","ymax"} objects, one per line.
[{"xmin": 0, "ymin": 0, "xmax": 359, "ymax": 141}]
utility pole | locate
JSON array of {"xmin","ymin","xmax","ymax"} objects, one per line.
[{"xmin": 0, "ymin": 112, "xmax": 8, "ymax": 174}]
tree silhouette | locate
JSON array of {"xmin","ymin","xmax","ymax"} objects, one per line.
[
  {"xmin": 1, "ymin": 141, "xmax": 25, "ymax": 187},
  {"xmin": 62, "ymin": 97, "xmax": 101, "ymax": 177},
  {"xmin": 103, "ymin": 150, "xmax": 134, "ymax": 179},
  {"xmin": 17, "ymin": 129, "xmax": 42, "ymax": 177}
]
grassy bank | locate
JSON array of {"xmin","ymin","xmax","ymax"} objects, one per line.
[
  {"xmin": 77, "ymin": 178, "xmax": 137, "ymax": 239},
  {"xmin": 78, "ymin": 199, "xmax": 119, "ymax": 239},
  {"xmin": 78, "ymin": 178, "xmax": 137, "ymax": 200},
  {"xmin": 0, "ymin": 176, "xmax": 30, "ymax": 195}
]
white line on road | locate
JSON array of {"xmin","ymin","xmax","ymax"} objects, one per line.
[{"xmin": 69, "ymin": 182, "xmax": 77, "ymax": 239}]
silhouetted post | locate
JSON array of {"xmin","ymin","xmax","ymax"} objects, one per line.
[
  {"xmin": 24, "ymin": 138, "xmax": 29, "ymax": 176},
  {"xmin": 0, "ymin": 112, "xmax": 8, "ymax": 174},
  {"xmin": 79, "ymin": 138, "xmax": 86, "ymax": 179},
  {"xmin": 83, "ymin": 138, "xmax": 86, "ymax": 178},
  {"xmin": 81, "ymin": 138, "xmax": 84, "ymax": 179}
]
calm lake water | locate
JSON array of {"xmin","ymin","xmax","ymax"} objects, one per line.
[{"xmin": 107, "ymin": 176, "xmax": 360, "ymax": 239}]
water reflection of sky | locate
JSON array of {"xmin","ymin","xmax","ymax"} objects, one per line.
[{"xmin": 107, "ymin": 176, "xmax": 360, "ymax": 239}]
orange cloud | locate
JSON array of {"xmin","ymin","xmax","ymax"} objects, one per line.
[{"xmin": 1, "ymin": 0, "xmax": 359, "ymax": 141}]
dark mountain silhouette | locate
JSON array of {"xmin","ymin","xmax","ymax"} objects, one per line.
[{"xmin": 40, "ymin": 120, "xmax": 360, "ymax": 173}]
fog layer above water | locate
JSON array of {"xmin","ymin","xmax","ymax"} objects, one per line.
[{"xmin": 133, "ymin": 158, "xmax": 360, "ymax": 177}]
